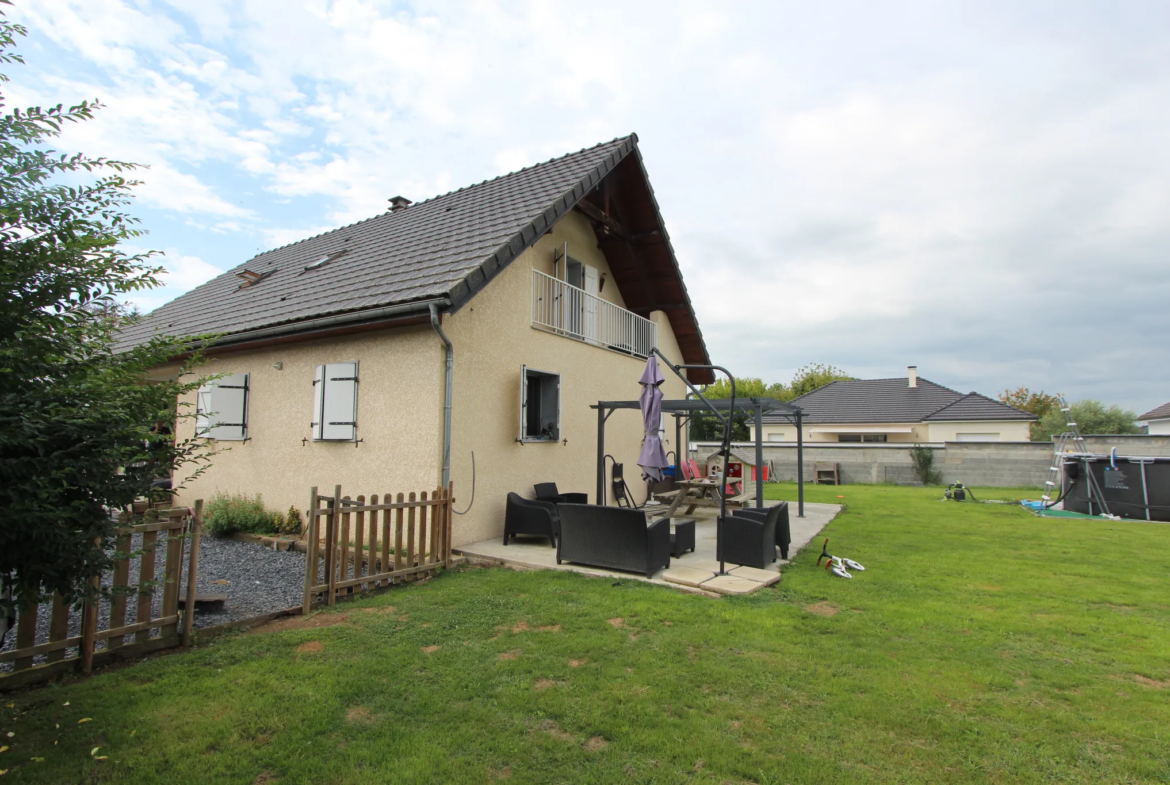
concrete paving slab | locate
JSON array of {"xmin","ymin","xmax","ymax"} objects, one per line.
[
  {"xmin": 662, "ymin": 566, "xmax": 717, "ymax": 588},
  {"xmin": 729, "ymin": 566, "xmax": 782, "ymax": 586},
  {"xmin": 701, "ymin": 575, "xmax": 763, "ymax": 596},
  {"xmin": 454, "ymin": 501, "xmax": 841, "ymax": 589}
]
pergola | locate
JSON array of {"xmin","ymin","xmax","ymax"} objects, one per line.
[{"xmin": 591, "ymin": 397, "xmax": 806, "ymax": 517}]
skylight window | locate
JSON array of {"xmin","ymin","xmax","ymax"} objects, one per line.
[{"xmin": 304, "ymin": 248, "xmax": 348, "ymax": 271}]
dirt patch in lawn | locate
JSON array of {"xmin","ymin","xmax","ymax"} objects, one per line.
[
  {"xmin": 1133, "ymin": 674, "xmax": 1169, "ymax": 689},
  {"xmin": 607, "ymin": 618, "xmax": 624, "ymax": 628},
  {"xmin": 346, "ymin": 706, "xmax": 374, "ymax": 724},
  {"xmin": 569, "ymin": 658, "xmax": 587, "ymax": 668},
  {"xmin": 421, "ymin": 645, "xmax": 441, "ymax": 654},
  {"xmin": 253, "ymin": 612, "xmax": 350, "ymax": 635},
  {"xmin": 584, "ymin": 735, "xmax": 608, "ymax": 752},
  {"xmin": 537, "ymin": 624, "xmax": 561, "ymax": 632},
  {"xmin": 540, "ymin": 720, "xmax": 575, "ymax": 741},
  {"xmin": 498, "ymin": 650, "xmax": 520, "ymax": 661},
  {"xmin": 806, "ymin": 602, "xmax": 840, "ymax": 617},
  {"xmin": 535, "ymin": 678, "xmax": 563, "ymax": 691},
  {"xmin": 253, "ymin": 772, "xmax": 279, "ymax": 785},
  {"xmin": 295, "ymin": 640, "xmax": 324, "ymax": 656}
]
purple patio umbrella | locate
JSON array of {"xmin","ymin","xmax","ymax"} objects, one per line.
[{"xmin": 637, "ymin": 355, "xmax": 671, "ymax": 483}]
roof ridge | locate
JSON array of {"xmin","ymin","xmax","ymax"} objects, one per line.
[{"xmin": 249, "ymin": 135, "xmax": 636, "ymax": 261}]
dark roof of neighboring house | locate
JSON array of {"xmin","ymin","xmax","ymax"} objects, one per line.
[
  {"xmin": 116, "ymin": 134, "xmax": 712, "ymax": 379},
  {"xmin": 1138, "ymin": 401, "xmax": 1170, "ymax": 421},
  {"xmin": 759, "ymin": 377, "xmax": 1037, "ymax": 424}
]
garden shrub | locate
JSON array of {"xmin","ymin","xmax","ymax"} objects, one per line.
[
  {"xmin": 279, "ymin": 505, "xmax": 305, "ymax": 535},
  {"xmin": 909, "ymin": 444, "xmax": 942, "ymax": 486},
  {"xmin": 203, "ymin": 492, "xmax": 277, "ymax": 536}
]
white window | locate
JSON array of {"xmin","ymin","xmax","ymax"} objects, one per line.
[
  {"xmin": 312, "ymin": 362, "xmax": 359, "ymax": 441},
  {"xmin": 196, "ymin": 373, "xmax": 249, "ymax": 441},
  {"xmin": 519, "ymin": 366, "xmax": 560, "ymax": 442}
]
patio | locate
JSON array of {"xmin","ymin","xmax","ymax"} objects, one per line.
[{"xmin": 454, "ymin": 500, "xmax": 841, "ymax": 596}]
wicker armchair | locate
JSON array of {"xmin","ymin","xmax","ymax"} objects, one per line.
[
  {"xmin": 718, "ymin": 506, "xmax": 779, "ymax": 569},
  {"xmin": 504, "ymin": 492, "xmax": 559, "ymax": 547},
  {"xmin": 534, "ymin": 482, "xmax": 589, "ymax": 506},
  {"xmin": 731, "ymin": 501, "xmax": 791, "ymax": 559},
  {"xmin": 556, "ymin": 504, "xmax": 670, "ymax": 578}
]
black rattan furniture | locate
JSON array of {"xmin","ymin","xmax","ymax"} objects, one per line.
[
  {"xmin": 534, "ymin": 482, "xmax": 589, "ymax": 506},
  {"xmin": 504, "ymin": 492, "xmax": 559, "ymax": 547},
  {"xmin": 667, "ymin": 518, "xmax": 696, "ymax": 558},
  {"xmin": 556, "ymin": 504, "xmax": 670, "ymax": 578},
  {"xmin": 718, "ymin": 506, "xmax": 779, "ymax": 569},
  {"xmin": 732, "ymin": 502, "xmax": 791, "ymax": 559}
]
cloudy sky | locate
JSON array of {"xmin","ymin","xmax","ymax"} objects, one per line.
[{"xmin": 11, "ymin": 1, "xmax": 1170, "ymax": 413}]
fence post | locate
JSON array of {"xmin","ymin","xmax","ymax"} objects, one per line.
[
  {"xmin": 182, "ymin": 500, "xmax": 202, "ymax": 647},
  {"xmin": 303, "ymin": 487, "xmax": 318, "ymax": 614},
  {"xmin": 326, "ymin": 485, "xmax": 340, "ymax": 606}
]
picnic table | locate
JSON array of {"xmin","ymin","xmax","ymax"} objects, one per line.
[{"xmin": 657, "ymin": 479, "xmax": 755, "ymax": 518}]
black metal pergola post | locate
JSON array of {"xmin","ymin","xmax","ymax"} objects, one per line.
[{"xmin": 591, "ymin": 396, "xmax": 804, "ymax": 518}]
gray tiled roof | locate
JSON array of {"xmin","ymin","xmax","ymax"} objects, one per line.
[
  {"xmin": 1138, "ymin": 401, "xmax": 1170, "ymax": 421},
  {"xmin": 923, "ymin": 392, "xmax": 1037, "ymax": 422},
  {"xmin": 118, "ymin": 135, "xmax": 684, "ymax": 351},
  {"xmin": 760, "ymin": 377, "xmax": 1036, "ymax": 424}
]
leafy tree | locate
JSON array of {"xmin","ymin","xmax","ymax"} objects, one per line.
[
  {"xmin": 687, "ymin": 364, "xmax": 853, "ymax": 441},
  {"xmin": 786, "ymin": 363, "xmax": 853, "ymax": 400},
  {"xmin": 998, "ymin": 387, "xmax": 1062, "ymax": 441},
  {"xmin": 1035, "ymin": 400, "xmax": 1139, "ymax": 441},
  {"xmin": 0, "ymin": 13, "xmax": 210, "ymax": 626}
]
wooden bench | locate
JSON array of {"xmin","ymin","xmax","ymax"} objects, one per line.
[{"xmin": 815, "ymin": 462, "xmax": 841, "ymax": 485}]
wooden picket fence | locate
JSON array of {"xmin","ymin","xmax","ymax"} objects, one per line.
[
  {"xmin": 0, "ymin": 504, "xmax": 203, "ymax": 690},
  {"xmin": 303, "ymin": 484, "xmax": 453, "ymax": 612}
]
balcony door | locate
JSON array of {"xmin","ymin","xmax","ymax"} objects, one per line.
[{"xmin": 566, "ymin": 259, "xmax": 599, "ymax": 342}]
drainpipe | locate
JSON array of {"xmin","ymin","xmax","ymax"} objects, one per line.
[{"xmin": 429, "ymin": 304, "xmax": 454, "ymax": 488}]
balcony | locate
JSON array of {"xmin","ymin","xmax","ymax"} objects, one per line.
[{"xmin": 531, "ymin": 270, "xmax": 657, "ymax": 359}]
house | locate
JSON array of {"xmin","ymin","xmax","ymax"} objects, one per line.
[
  {"xmin": 1138, "ymin": 402, "xmax": 1170, "ymax": 435},
  {"xmin": 747, "ymin": 366, "xmax": 1035, "ymax": 444},
  {"xmin": 119, "ymin": 135, "xmax": 712, "ymax": 546}
]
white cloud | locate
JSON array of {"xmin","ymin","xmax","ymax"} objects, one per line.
[{"xmin": 11, "ymin": 0, "xmax": 1170, "ymax": 410}]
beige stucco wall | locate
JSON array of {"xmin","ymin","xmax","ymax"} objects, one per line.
[
  {"xmin": 1143, "ymin": 419, "xmax": 1170, "ymax": 436},
  {"xmin": 168, "ymin": 326, "xmax": 445, "ymax": 516},
  {"xmin": 443, "ymin": 210, "xmax": 687, "ymax": 546},
  {"xmin": 750, "ymin": 419, "xmax": 1032, "ymax": 443},
  {"xmin": 162, "ymin": 209, "xmax": 688, "ymax": 545},
  {"xmin": 751, "ymin": 422, "xmax": 929, "ymax": 443},
  {"xmin": 925, "ymin": 421, "xmax": 1032, "ymax": 442}
]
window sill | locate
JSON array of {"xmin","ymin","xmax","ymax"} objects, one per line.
[{"xmin": 519, "ymin": 437, "xmax": 559, "ymax": 444}]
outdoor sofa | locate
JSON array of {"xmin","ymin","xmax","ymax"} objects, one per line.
[
  {"xmin": 504, "ymin": 492, "xmax": 560, "ymax": 547},
  {"xmin": 556, "ymin": 504, "xmax": 671, "ymax": 578}
]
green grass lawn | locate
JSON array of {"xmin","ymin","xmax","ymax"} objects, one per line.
[{"xmin": 2, "ymin": 484, "xmax": 1169, "ymax": 783}]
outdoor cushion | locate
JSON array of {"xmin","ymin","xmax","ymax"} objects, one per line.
[{"xmin": 556, "ymin": 504, "xmax": 670, "ymax": 578}]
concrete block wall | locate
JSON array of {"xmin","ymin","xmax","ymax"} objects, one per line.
[{"xmin": 691, "ymin": 435, "xmax": 1170, "ymax": 488}]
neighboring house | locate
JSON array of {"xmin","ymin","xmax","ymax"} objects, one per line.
[
  {"xmin": 1137, "ymin": 402, "xmax": 1170, "ymax": 435},
  {"xmin": 119, "ymin": 135, "xmax": 712, "ymax": 546},
  {"xmin": 747, "ymin": 366, "xmax": 1036, "ymax": 444}
]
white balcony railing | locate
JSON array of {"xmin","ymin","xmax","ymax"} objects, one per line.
[{"xmin": 531, "ymin": 270, "xmax": 657, "ymax": 359}]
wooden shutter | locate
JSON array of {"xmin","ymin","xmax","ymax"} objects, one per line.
[
  {"xmin": 519, "ymin": 365, "xmax": 528, "ymax": 441},
  {"xmin": 197, "ymin": 374, "xmax": 248, "ymax": 440},
  {"xmin": 321, "ymin": 362, "xmax": 358, "ymax": 441},
  {"xmin": 208, "ymin": 373, "xmax": 249, "ymax": 441},
  {"xmin": 311, "ymin": 365, "xmax": 325, "ymax": 441},
  {"xmin": 196, "ymin": 383, "xmax": 213, "ymax": 437}
]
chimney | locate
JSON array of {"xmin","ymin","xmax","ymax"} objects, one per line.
[
  {"xmin": 908, "ymin": 366, "xmax": 918, "ymax": 388},
  {"xmin": 388, "ymin": 195, "xmax": 412, "ymax": 212}
]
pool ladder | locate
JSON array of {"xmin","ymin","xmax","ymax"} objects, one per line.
[{"xmin": 1041, "ymin": 397, "xmax": 1112, "ymax": 517}]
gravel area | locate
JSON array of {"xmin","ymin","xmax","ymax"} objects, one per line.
[{"xmin": 2, "ymin": 534, "xmax": 311, "ymax": 672}]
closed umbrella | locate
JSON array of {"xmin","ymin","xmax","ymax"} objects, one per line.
[{"xmin": 637, "ymin": 355, "xmax": 670, "ymax": 483}]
